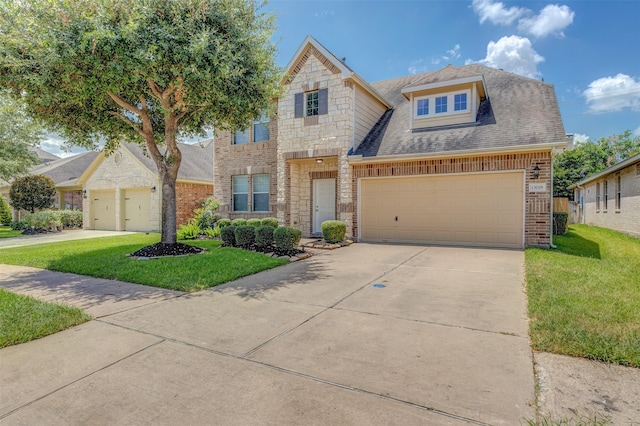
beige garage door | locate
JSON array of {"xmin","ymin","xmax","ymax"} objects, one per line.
[
  {"xmin": 360, "ymin": 172, "xmax": 524, "ymax": 248},
  {"xmin": 92, "ymin": 190, "xmax": 116, "ymax": 230},
  {"xmin": 124, "ymin": 188, "xmax": 152, "ymax": 232}
]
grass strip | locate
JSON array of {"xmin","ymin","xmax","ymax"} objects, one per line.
[
  {"xmin": 526, "ymin": 225, "xmax": 640, "ymax": 367},
  {"xmin": 0, "ymin": 289, "xmax": 91, "ymax": 348}
]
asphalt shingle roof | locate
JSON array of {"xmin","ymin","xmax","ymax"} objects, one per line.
[
  {"xmin": 29, "ymin": 151, "xmax": 99, "ymax": 187},
  {"xmin": 124, "ymin": 141, "xmax": 213, "ymax": 182},
  {"xmin": 354, "ymin": 64, "xmax": 567, "ymax": 157}
]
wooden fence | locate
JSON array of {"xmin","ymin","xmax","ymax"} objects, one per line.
[{"xmin": 553, "ymin": 197, "xmax": 568, "ymax": 213}]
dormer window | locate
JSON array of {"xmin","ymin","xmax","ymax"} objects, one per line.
[
  {"xmin": 435, "ymin": 96, "xmax": 447, "ymax": 113},
  {"xmin": 413, "ymin": 90, "xmax": 470, "ymax": 119},
  {"xmin": 454, "ymin": 93, "xmax": 467, "ymax": 111},
  {"xmin": 416, "ymin": 99, "xmax": 429, "ymax": 116}
]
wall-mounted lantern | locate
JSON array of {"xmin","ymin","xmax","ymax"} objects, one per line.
[
  {"xmin": 82, "ymin": 189, "xmax": 87, "ymax": 199},
  {"xmin": 532, "ymin": 165, "xmax": 540, "ymax": 180}
]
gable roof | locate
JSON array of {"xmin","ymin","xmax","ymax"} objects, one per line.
[
  {"xmin": 353, "ymin": 64, "xmax": 568, "ymax": 159},
  {"xmin": 284, "ymin": 35, "xmax": 391, "ymax": 109},
  {"xmin": 569, "ymin": 153, "xmax": 640, "ymax": 189},
  {"xmin": 29, "ymin": 151, "xmax": 99, "ymax": 188},
  {"xmin": 124, "ymin": 141, "xmax": 213, "ymax": 182},
  {"xmin": 30, "ymin": 147, "xmax": 60, "ymax": 163}
]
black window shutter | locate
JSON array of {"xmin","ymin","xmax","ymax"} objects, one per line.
[
  {"xmin": 318, "ymin": 88, "xmax": 328, "ymax": 115},
  {"xmin": 294, "ymin": 92, "xmax": 304, "ymax": 118}
]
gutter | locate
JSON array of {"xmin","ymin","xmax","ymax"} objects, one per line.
[{"xmin": 347, "ymin": 141, "xmax": 565, "ymax": 164}]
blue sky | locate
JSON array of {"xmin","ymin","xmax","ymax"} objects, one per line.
[{"xmin": 44, "ymin": 0, "xmax": 640, "ymax": 156}]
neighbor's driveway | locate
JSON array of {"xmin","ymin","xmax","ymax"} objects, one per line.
[{"xmin": 0, "ymin": 243, "xmax": 533, "ymax": 425}]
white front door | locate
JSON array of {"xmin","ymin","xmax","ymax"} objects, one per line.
[{"xmin": 313, "ymin": 178, "xmax": 336, "ymax": 234}]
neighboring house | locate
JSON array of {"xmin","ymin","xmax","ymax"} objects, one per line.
[
  {"xmin": 569, "ymin": 153, "xmax": 640, "ymax": 237},
  {"xmin": 0, "ymin": 151, "xmax": 98, "ymax": 220},
  {"xmin": 30, "ymin": 146, "xmax": 61, "ymax": 164},
  {"xmin": 215, "ymin": 35, "xmax": 569, "ymax": 248},
  {"xmin": 78, "ymin": 141, "xmax": 213, "ymax": 232}
]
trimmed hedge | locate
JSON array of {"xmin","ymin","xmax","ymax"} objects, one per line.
[
  {"xmin": 274, "ymin": 226, "xmax": 302, "ymax": 250},
  {"xmin": 321, "ymin": 220, "xmax": 346, "ymax": 243},
  {"xmin": 217, "ymin": 218, "xmax": 232, "ymax": 229},
  {"xmin": 220, "ymin": 226, "xmax": 236, "ymax": 246},
  {"xmin": 246, "ymin": 218, "xmax": 262, "ymax": 228},
  {"xmin": 255, "ymin": 225, "xmax": 275, "ymax": 248},
  {"xmin": 231, "ymin": 218, "xmax": 247, "ymax": 227},
  {"xmin": 553, "ymin": 211, "xmax": 568, "ymax": 235},
  {"xmin": 234, "ymin": 225, "xmax": 255, "ymax": 248},
  {"xmin": 260, "ymin": 217, "xmax": 279, "ymax": 228}
]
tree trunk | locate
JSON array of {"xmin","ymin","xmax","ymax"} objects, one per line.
[{"xmin": 160, "ymin": 170, "xmax": 178, "ymax": 244}]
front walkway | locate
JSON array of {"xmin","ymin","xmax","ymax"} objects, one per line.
[{"xmin": 0, "ymin": 230, "xmax": 139, "ymax": 250}]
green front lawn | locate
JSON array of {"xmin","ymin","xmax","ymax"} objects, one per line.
[
  {"xmin": 0, "ymin": 226, "xmax": 23, "ymax": 239},
  {"xmin": 0, "ymin": 234, "xmax": 288, "ymax": 292},
  {"xmin": 526, "ymin": 225, "xmax": 640, "ymax": 367},
  {"xmin": 0, "ymin": 289, "xmax": 91, "ymax": 348}
]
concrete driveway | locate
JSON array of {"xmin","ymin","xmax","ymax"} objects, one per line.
[{"xmin": 0, "ymin": 243, "xmax": 533, "ymax": 425}]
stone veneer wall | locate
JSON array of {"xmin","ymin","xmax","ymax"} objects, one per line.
[
  {"xmin": 214, "ymin": 118, "xmax": 278, "ymax": 220},
  {"xmin": 350, "ymin": 151, "xmax": 552, "ymax": 247},
  {"xmin": 176, "ymin": 182, "xmax": 214, "ymax": 227},
  {"xmin": 277, "ymin": 49, "xmax": 356, "ymax": 234}
]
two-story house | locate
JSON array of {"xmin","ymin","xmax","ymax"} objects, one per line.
[{"xmin": 214, "ymin": 36, "xmax": 568, "ymax": 248}]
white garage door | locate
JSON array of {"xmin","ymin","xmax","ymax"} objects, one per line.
[
  {"xmin": 92, "ymin": 190, "xmax": 116, "ymax": 230},
  {"xmin": 124, "ymin": 188, "xmax": 152, "ymax": 232},
  {"xmin": 360, "ymin": 172, "xmax": 524, "ymax": 248}
]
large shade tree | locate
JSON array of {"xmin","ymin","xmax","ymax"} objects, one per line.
[
  {"xmin": 0, "ymin": 91, "xmax": 41, "ymax": 182},
  {"xmin": 0, "ymin": 0, "xmax": 281, "ymax": 246}
]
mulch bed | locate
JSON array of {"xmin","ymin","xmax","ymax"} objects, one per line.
[{"xmin": 130, "ymin": 242, "xmax": 206, "ymax": 258}]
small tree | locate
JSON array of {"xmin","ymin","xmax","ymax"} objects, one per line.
[
  {"xmin": 9, "ymin": 175, "xmax": 56, "ymax": 213},
  {"xmin": 0, "ymin": 91, "xmax": 41, "ymax": 181},
  {"xmin": 0, "ymin": 195, "xmax": 12, "ymax": 225}
]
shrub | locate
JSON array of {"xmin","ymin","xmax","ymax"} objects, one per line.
[
  {"xmin": 246, "ymin": 218, "xmax": 261, "ymax": 227},
  {"xmin": 321, "ymin": 220, "xmax": 346, "ymax": 243},
  {"xmin": 260, "ymin": 217, "xmax": 279, "ymax": 228},
  {"xmin": 0, "ymin": 196, "xmax": 12, "ymax": 225},
  {"xmin": 553, "ymin": 212, "xmax": 568, "ymax": 235},
  {"xmin": 220, "ymin": 226, "xmax": 236, "ymax": 246},
  {"xmin": 23, "ymin": 210, "xmax": 61, "ymax": 231},
  {"xmin": 274, "ymin": 226, "xmax": 302, "ymax": 250},
  {"xmin": 58, "ymin": 210, "xmax": 83, "ymax": 228},
  {"xmin": 177, "ymin": 220, "xmax": 201, "ymax": 240},
  {"xmin": 193, "ymin": 196, "xmax": 220, "ymax": 230},
  {"xmin": 10, "ymin": 220, "xmax": 26, "ymax": 230},
  {"xmin": 203, "ymin": 226, "xmax": 219, "ymax": 239},
  {"xmin": 9, "ymin": 175, "xmax": 56, "ymax": 213},
  {"xmin": 231, "ymin": 218, "xmax": 247, "ymax": 227},
  {"xmin": 234, "ymin": 225, "xmax": 255, "ymax": 248},
  {"xmin": 217, "ymin": 218, "xmax": 232, "ymax": 229},
  {"xmin": 255, "ymin": 225, "xmax": 275, "ymax": 248}
]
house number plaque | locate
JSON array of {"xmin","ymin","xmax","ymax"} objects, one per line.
[{"xmin": 529, "ymin": 183, "xmax": 546, "ymax": 192}]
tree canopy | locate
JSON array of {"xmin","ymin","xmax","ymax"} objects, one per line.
[
  {"xmin": 554, "ymin": 130, "xmax": 640, "ymax": 198},
  {"xmin": 0, "ymin": 0, "xmax": 281, "ymax": 244},
  {"xmin": 0, "ymin": 91, "xmax": 41, "ymax": 182},
  {"xmin": 9, "ymin": 175, "xmax": 56, "ymax": 213}
]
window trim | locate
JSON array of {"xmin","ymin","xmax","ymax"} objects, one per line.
[
  {"xmin": 232, "ymin": 175, "xmax": 249, "ymax": 212},
  {"xmin": 413, "ymin": 89, "xmax": 471, "ymax": 119},
  {"xmin": 252, "ymin": 174, "xmax": 270, "ymax": 212}
]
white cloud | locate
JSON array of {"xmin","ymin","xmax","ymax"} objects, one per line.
[
  {"xmin": 573, "ymin": 133, "xmax": 590, "ymax": 144},
  {"xmin": 408, "ymin": 59, "xmax": 429, "ymax": 75},
  {"xmin": 471, "ymin": 0, "xmax": 527, "ymax": 25},
  {"xmin": 583, "ymin": 74, "xmax": 640, "ymax": 113},
  {"xmin": 474, "ymin": 36, "xmax": 544, "ymax": 78},
  {"xmin": 518, "ymin": 4, "xmax": 575, "ymax": 38},
  {"xmin": 314, "ymin": 10, "xmax": 335, "ymax": 18},
  {"xmin": 433, "ymin": 44, "xmax": 461, "ymax": 65}
]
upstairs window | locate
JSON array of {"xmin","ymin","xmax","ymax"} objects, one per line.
[
  {"xmin": 413, "ymin": 90, "xmax": 470, "ymax": 119},
  {"xmin": 416, "ymin": 99, "xmax": 429, "ymax": 116},
  {"xmin": 454, "ymin": 93, "xmax": 467, "ymax": 111},
  {"xmin": 294, "ymin": 88, "xmax": 328, "ymax": 119},
  {"xmin": 233, "ymin": 129, "xmax": 249, "ymax": 145},
  {"xmin": 253, "ymin": 114, "xmax": 270, "ymax": 142}
]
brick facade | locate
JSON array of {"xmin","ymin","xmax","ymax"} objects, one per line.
[
  {"xmin": 176, "ymin": 182, "xmax": 214, "ymax": 227},
  {"xmin": 350, "ymin": 151, "xmax": 552, "ymax": 247},
  {"xmin": 214, "ymin": 115, "xmax": 278, "ymax": 220}
]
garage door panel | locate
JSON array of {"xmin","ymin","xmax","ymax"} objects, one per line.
[
  {"xmin": 124, "ymin": 188, "xmax": 152, "ymax": 232},
  {"xmin": 92, "ymin": 191, "xmax": 116, "ymax": 230},
  {"xmin": 361, "ymin": 172, "xmax": 523, "ymax": 248}
]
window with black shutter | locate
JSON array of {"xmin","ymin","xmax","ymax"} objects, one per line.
[{"xmin": 294, "ymin": 88, "xmax": 328, "ymax": 118}]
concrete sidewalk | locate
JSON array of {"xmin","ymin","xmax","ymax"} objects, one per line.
[
  {"xmin": 0, "ymin": 229, "xmax": 140, "ymax": 250},
  {"xmin": 1, "ymin": 243, "xmax": 535, "ymax": 425}
]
